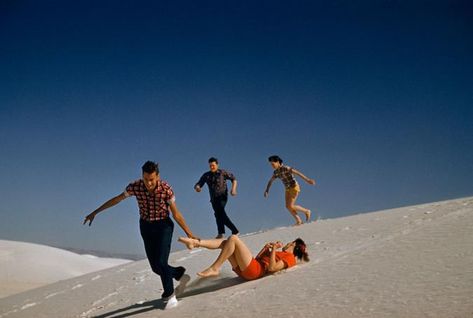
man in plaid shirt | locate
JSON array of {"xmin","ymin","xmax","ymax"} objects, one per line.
[{"xmin": 84, "ymin": 161, "xmax": 197, "ymax": 310}]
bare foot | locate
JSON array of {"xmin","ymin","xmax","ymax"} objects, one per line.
[
  {"xmin": 197, "ymin": 267, "xmax": 220, "ymax": 278},
  {"xmin": 305, "ymin": 210, "xmax": 311, "ymax": 222},
  {"xmin": 178, "ymin": 237, "xmax": 198, "ymax": 250}
]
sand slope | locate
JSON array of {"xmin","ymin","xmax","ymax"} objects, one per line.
[
  {"xmin": 0, "ymin": 197, "xmax": 472, "ymax": 317},
  {"xmin": 0, "ymin": 240, "xmax": 131, "ymax": 299}
]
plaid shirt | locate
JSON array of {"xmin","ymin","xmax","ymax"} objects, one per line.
[
  {"xmin": 273, "ymin": 165, "xmax": 297, "ymax": 189},
  {"xmin": 195, "ymin": 169, "xmax": 236, "ymax": 200},
  {"xmin": 124, "ymin": 179, "xmax": 175, "ymax": 221}
]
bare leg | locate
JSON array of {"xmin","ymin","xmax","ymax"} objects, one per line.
[
  {"xmin": 198, "ymin": 235, "xmax": 253, "ymax": 277},
  {"xmin": 285, "ymin": 191, "xmax": 303, "ymax": 225},
  {"xmin": 285, "ymin": 191, "xmax": 312, "ymax": 223},
  {"xmin": 178, "ymin": 237, "xmax": 225, "ymax": 250},
  {"xmin": 293, "ymin": 204, "xmax": 311, "ymax": 222}
]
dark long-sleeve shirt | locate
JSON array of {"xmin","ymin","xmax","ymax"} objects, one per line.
[{"xmin": 195, "ymin": 169, "xmax": 236, "ymax": 201}]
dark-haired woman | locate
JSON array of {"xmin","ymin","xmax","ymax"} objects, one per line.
[
  {"xmin": 178, "ymin": 235, "xmax": 309, "ymax": 280},
  {"xmin": 264, "ymin": 155, "xmax": 316, "ymax": 225}
]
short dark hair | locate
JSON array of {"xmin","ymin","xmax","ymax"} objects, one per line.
[
  {"xmin": 142, "ymin": 161, "xmax": 159, "ymax": 174},
  {"xmin": 208, "ymin": 157, "xmax": 218, "ymax": 164},
  {"xmin": 268, "ymin": 155, "xmax": 283, "ymax": 164}
]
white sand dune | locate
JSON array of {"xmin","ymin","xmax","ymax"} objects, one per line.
[
  {"xmin": 0, "ymin": 240, "xmax": 131, "ymax": 299},
  {"xmin": 0, "ymin": 197, "xmax": 472, "ymax": 317}
]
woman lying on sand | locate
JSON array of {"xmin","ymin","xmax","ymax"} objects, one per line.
[{"xmin": 178, "ymin": 235, "xmax": 309, "ymax": 280}]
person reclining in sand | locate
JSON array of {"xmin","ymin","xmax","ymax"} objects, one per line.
[{"xmin": 178, "ymin": 235, "xmax": 309, "ymax": 281}]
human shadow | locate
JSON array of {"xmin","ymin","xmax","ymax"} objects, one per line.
[
  {"xmin": 91, "ymin": 276, "xmax": 244, "ymax": 318},
  {"xmin": 91, "ymin": 298, "xmax": 165, "ymax": 318},
  {"xmin": 178, "ymin": 276, "xmax": 243, "ymax": 298}
]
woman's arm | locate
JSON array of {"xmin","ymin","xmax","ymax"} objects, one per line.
[
  {"xmin": 256, "ymin": 243, "xmax": 271, "ymax": 259},
  {"xmin": 292, "ymin": 168, "xmax": 316, "ymax": 185},
  {"xmin": 264, "ymin": 176, "xmax": 276, "ymax": 197},
  {"xmin": 267, "ymin": 243, "xmax": 286, "ymax": 272}
]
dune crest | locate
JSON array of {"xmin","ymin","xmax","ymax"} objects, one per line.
[
  {"xmin": 1, "ymin": 197, "xmax": 472, "ymax": 317},
  {"xmin": 0, "ymin": 240, "xmax": 131, "ymax": 299}
]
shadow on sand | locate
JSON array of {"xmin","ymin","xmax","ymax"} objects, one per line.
[{"xmin": 91, "ymin": 276, "xmax": 244, "ymax": 318}]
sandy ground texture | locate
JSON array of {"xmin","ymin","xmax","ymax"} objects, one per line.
[
  {"xmin": 0, "ymin": 197, "xmax": 472, "ymax": 318},
  {"xmin": 0, "ymin": 240, "xmax": 131, "ymax": 298}
]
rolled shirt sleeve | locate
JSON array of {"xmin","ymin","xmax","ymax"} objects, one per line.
[
  {"xmin": 223, "ymin": 170, "xmax": 236, "ymax": 181},
  {"xmin": 166, "ymin": 185, "xmax": 176, "ymax": 205},
  {"xmin": 124, "ymin": 181, "xmax": 138, "ymax": 197}
]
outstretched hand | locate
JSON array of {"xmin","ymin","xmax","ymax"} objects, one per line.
[
  {"xmin": 307, "ymin": 179, "xmax": 316, "ymax": 185},
  {"xmin": 189, "ymin": 233, "xmax": 201, "ymax": 241},
  {"xmin": 264, "ymin": 190, "xmax": 269, "ymax": 198},
  {"xmin": 83, "ymin": 212, "xmax": 96, "ymax": 226}
]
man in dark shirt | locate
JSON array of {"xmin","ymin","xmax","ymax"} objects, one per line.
[{"xmin": 195, "ymin": 157, "xmax": 239, "ymax": 238}]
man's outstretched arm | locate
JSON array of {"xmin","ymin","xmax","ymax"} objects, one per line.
[
  {"xmin": 169, "ymin": 201, "xmax": 198, "ymax": 239},
  {"xmin": 83, "ymin": 192, "xmax": 127, "ymax": 226}
]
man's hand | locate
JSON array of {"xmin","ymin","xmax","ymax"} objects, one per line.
[
  {"xmin": 195, "ymin": 186, "xmax": 202, "ymax": 193},
  {"xmin": 264, "ymin": 190, "xmax": 269, "ymax": 198},
  {"xmin": 230, "ymin": 189, "xmax": 237, "ymax": 196},
  {"xmin": 189, "ymin": 234, "xmax": 201, "ymax": 241},
  {"xmin": 83, "ymin": 212, "xmax": 96, "ymax": 226}
]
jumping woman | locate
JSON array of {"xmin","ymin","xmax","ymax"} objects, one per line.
[{"xmin": 264, "ymin": 155, "xmax": 316, "ymax": 225}]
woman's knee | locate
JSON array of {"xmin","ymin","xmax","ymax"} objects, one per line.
[{"xmin": 228, "ymin": 234, "xmax": 239, "ymax": 242}]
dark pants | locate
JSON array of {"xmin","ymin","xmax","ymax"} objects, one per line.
[
  {"xmin": 211, "ymin": 196, "xmax": 239, "ymax": 235},
  {"xmin": 139, "ymin": 218, "xmax": 182, "ymax": 298}
]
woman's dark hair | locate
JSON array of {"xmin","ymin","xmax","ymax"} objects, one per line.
[
  {"xmin": 142, "ymin": 161, "xmax": 159, "ymax": 174},
  {"xmin": 268, "ymin": 155, "xmax": 283, "ymax": 164},
  {"xmin": 293, "ymin": 238, "xmax": 309, "ymax": 262},
  {"xmin": 208, "ymin": 157, "xmax": 219, "ymax": 164}
]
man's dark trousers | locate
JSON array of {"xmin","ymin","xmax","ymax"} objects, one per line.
[
  {"xmin": 211, "ymin": 195, "xmax": 239, "ymax": 235},
  {"xmin": 140, "ymin": 218, "xmax": 183, "ymax": 298}
]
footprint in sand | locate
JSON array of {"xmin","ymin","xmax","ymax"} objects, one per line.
[
  {"xmin": 45, "ymin": 291, "xmax": 65, "ymax": 299},
  {"xmin": 133, "ymin": 275, "xmax": 147, "ymax": 283},
  {"xmin": 20, "ymin": 303, "xmax": 37, "ymax": 310}
]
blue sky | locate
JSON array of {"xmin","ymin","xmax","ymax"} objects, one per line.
[{"xmin": 1, "ymin": 1, "xmax": 472, "ymax": 255}]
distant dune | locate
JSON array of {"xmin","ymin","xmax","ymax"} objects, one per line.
[
  {"xmin": 0, "ymin": 197, "xmax": 472, "ymax": 317},
  {"xmin": 0, "ymin": 240, "xmax": 131, "ymax": 298}
]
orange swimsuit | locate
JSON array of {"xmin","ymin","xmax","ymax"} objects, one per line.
[
  {"xmin": 233, "ymin": 252, "xmax": 296, "ymax": 281},
  {"xmin": 232, "ymin": 258, "xmax": 265, "ymax": 280}
]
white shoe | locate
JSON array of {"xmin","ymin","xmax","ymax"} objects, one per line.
[
  {"xmin": 175, "ymin": 274, "xmax": 191, "ymax": 296},
  {"xmin": 164, "ymin": 295, "xmax": 179, "ymax": 310}
]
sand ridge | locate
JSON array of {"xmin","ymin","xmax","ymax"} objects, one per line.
[{"xmin": 0, "ymin": 197, "xmax": 472, "ymax": 317}]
